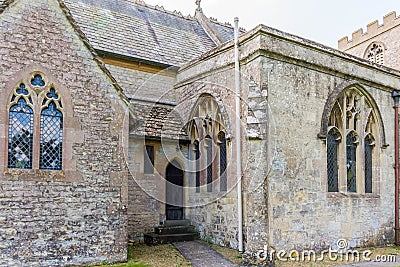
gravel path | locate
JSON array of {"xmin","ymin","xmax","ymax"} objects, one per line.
[{"xmin": 174, "ymin": 240, "xmax": 239, "ymax": 267}]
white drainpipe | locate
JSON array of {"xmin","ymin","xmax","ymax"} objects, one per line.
[{"xmin": 234, "ymin": 17, "xmax": 243, "ymax": 253}]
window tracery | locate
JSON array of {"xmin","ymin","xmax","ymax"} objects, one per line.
[
  {"xmin": 7, "ymin": 73, "xmax": 64, "ymax": 171},
  {"xmin": 365, "ymin": 42, "xmax": 385, "ymax": 65},
  {"xmin": 326, "ymin": 88, "xmax": 379, "ymax": 194},
  {"xmin": 189, "ymin": 95, "xmax": 227, "ymax": 193}
]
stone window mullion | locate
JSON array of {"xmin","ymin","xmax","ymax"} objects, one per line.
[
  {"xmin": 339, "ymin": 95, "xmax": 347, "ymax": 192},
  {"xmin": 356, "ymin": 132, "xmax": 365, "ymax": 193},
  {"xmin": 32, "ymin": 96, "xmax": 41, "ymax": 170},
  {"xmin": 326, "ymin": 87, "xmax": 381, "ymax": 195},
  {"xmin": 189, "ymin": 95, "xmax": 227, "ymax": 194},
  {"xmin": 357, "ymin": 97, "xmax": 366, "ymax": 194}
]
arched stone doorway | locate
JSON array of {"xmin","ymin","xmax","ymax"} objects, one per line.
[{"xmin": 166, "ymin": 161, "xmax": 184, "ymax": 220}]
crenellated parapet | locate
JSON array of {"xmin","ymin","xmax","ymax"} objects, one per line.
[{"xmin": 338, "ymin": 11, "xmax": 400, "ymax": 51}]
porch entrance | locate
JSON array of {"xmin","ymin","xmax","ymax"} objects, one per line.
[{"xmin": 166, "ymin": 161, "xmax": 184, "ymax": 220}]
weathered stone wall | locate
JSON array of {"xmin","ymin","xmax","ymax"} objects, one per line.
[
  {"xmin": 127, "ymin": 136, "xmax": 188, "ymax": 240},
  {"xmin": 338, "ymin": 12, "xmax": 400, "ymax": 71},
  {"xmin": 177, "ymin": 25, "xmax": 400, "ymax": 262},
  {"xmin": 176, "ymin": 44, "xmax": 269, "ymax": 251},
  {"xmin": 256, "ymin": 29, "xmax": 400, "ymax": 251},
  {"xmin": 263, "ymin": 55, "xmax": 396, "ymax": 251},
  {"xmin": 175, "ymin": 70, "xmax": 239, "ymax": 249},
  {"xmin": 0, "ymin": 0, "xmax": 128, "ymax": 266}
]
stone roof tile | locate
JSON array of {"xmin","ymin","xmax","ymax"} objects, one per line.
[
  {"xmin": 64, "ymin": 0, "xmax": 229, "ymax": 66},
  {"xmin": 129, "ymin": 101, "xmax": 188, "ymax": 140}
]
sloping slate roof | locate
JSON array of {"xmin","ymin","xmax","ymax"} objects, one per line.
[
  {"xmin": 64, "ymin": 0, "xmax": 220, "ymax": 66},
  {"xmin": 211, "ymin": 21, "xmax": 236, "ymax": 42},
  {"xmin": 129, "ymin": 101, "xmax": 188, "ymax": 140}
]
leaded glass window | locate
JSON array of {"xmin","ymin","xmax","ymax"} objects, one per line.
[
  {"xmin": 346, "ymin": 134, "xmax": 357, "ymax": 192},
  {"xmin": 364, "ymin": 136, "xmax": 374, "ymax": 194},
  {"xmin": 327, "ymin": 129, "xmax": 340, "ymax": 192},
  {"xmin": 39, "ymin": 88, "xmax": 63, "ymax": 170},
  {"xmin": 206, "ymin": 137, "xmax": 213, "ymax": 192},
  {"xmin": 8, "ymin": 84, "xmax": 34, "ymax": 169},
  {"xmin": 189, "ymin": 95, "xmax": 226, "ymax": 195},
  {"xmin": 194, "ymin": 141, "xmax": 200, "ymax": 193},
  {"xmin": 365, "ymin": 42, "xmax": 384, "ymax": 65},
  {"xmin": 326, "ymin": 88, "xmax": 380, "ymax": 194},
  {"xmin": 144, "ymin": 145, "xmax": 154, "ymax": 174},
  {"xmin": 219, "ymin": 132, "xmax": 227, "ymax": 192},
  {"xmin": 31, "ymin": 74, "xmax": 45, "ymax": 87}
]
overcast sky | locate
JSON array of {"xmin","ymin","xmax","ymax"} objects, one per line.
[{"xmin": 143, "ymin": 0, "xmax": 400, "ymax": 48}]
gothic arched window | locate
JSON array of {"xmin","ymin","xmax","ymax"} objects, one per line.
[
  {"xmin": 7, "ymin": 73, "xmax": 65, "ymax": 172},
  {"xmin": 189, "ymin": 95, "xmax": 227, "ymax": 193},
  {"xmin": 346, "ymin": 133, "xmax": 358, "ymax": 192},
  {"xmin": 8, "ymin": 84, "xmax": 34, "ymax": 169},
  {"xmin": 219, "ymin": 132, "xmax": 227, "ymax": 192},
  {"xmin": 327, "ymin": 128, "xmax": 340, "ymax": 192},
  {"xmin": 364, "ymin": 135, "xmax": 374, "ymax": 194},
  {"xmin": 39, "ymin": 88, "xmax": 63, "ymax": 170},
  {"xmin": 326, "ymin": 87, "xmax": 380, "ymax": 194},
  {"xmin": 194, "ymin": 140, "xmax": 200, "ymax": 193},
  {"xmin": 365, "ymin": 42, "xmax": 385, "ymax": 65},
  {"xmin": 206, "ymin": 135, "xmax": 213, "ymax": 192}
]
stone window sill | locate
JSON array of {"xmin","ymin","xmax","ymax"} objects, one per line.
[
  {"xmin": 1, "ymin": 168, "xmax": 82, "ymax": 182},
  {"xmin": 327, "ymin": 192, "xmax": 380, "ymax": 199}
]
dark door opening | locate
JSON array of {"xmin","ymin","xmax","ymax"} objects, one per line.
[{"xmin": 166, "ymin": 161, "xmax": 184, "ymax": 220}]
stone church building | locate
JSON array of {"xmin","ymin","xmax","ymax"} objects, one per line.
[{"xmin": 0, "ymin": 0, "xmax": 400, "ymax": 266}]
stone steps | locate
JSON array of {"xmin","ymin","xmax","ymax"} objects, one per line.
[
  {"xmin": 144, "ymin": 232, "xmax": 199, "ymax": 245},
  {"xmin": 155, "ymin": 225, "xmax": 196, "ymax": 235},
  {"xmin": 163, "ymin": 219, "xmax": 191, "ymax": 227},
  {"xmin": 144, "ymin": 220, "xmax": 199, "ymax": 245}
]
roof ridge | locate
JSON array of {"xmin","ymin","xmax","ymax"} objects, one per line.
[
  {"xmin": 57, "ymin": 0, "xmax": 129, "ymax": 106},
  {"xmin": 209, "ymin": 16, "xmax": 232, "ymax": 28},
  {"xmin": 124, "ymin": 0, "xmax": 245, "ymax": 31},
  {"xmin": 125, "ymin": 0, "xmax": 195, "ymax": 21},
  {"xmin": 208, "ymin": 15, "xmax": 246, "ymax": 32}
]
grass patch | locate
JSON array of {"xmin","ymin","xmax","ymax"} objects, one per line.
[
  {"xmin": 94, "ymin": 243, "xmax": 191, "ymax": 267},
  {"xmin": 103, "ymin": 263, "xmax": 149, "ymax": 267},
  {"xmin": 203, "ymin": 241, "xmax": 243, "ymax": 265}
]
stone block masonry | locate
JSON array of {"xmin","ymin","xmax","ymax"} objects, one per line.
[
  {"xmin": 177, "ymin": 24, "xmax": 400, "ymax": 265},
  {"xmin": 0, "ymin": 0, "xmax": 128, "ymax": 266}
]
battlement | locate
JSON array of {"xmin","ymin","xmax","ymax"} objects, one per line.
[{"xmin": 338, "ymin": 11, "xmax": 400, "ymax": 51}]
